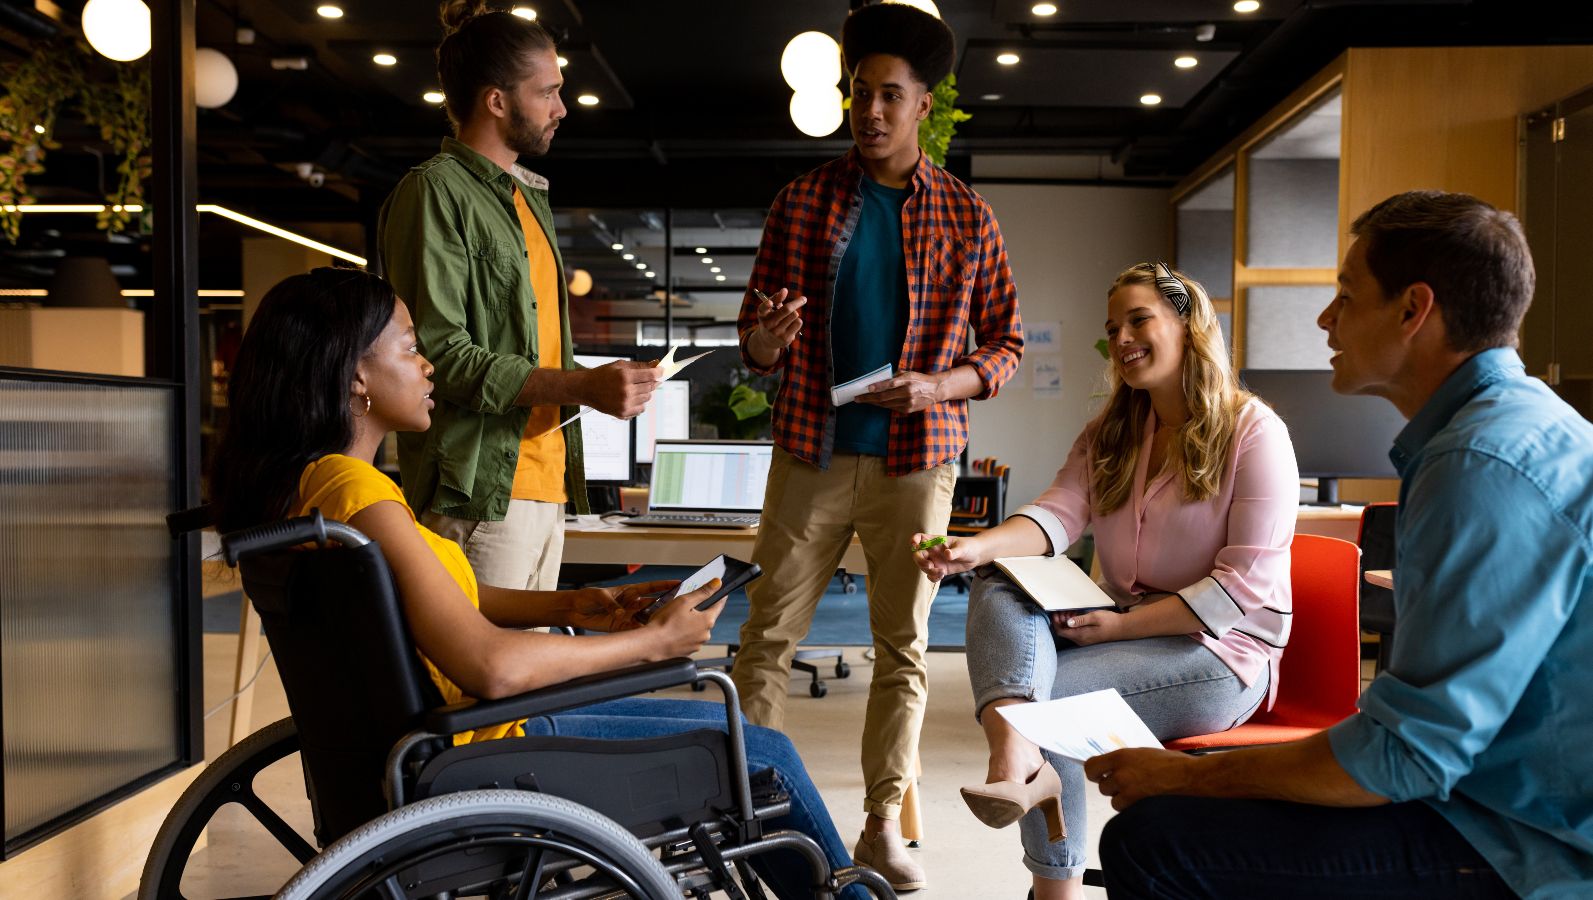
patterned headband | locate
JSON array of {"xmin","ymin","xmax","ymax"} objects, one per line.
[{"xmin": 1151, "ymin": 261, "xmax": 1191, "ymax": 317}]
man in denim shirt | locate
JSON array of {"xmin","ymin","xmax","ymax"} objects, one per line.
[{"xmin": 1084, "ymin": 191, "xmax": 1592, "ymax": 899}]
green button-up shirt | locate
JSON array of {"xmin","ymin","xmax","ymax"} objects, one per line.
[{"xmin": 376, "ymin": 137, "xmax": 587, "ymax": 520}]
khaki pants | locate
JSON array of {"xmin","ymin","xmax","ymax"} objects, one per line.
[
  {"xmin": 733, "ymin": 447, "xmax": 955, "ymax": 819},
  {"xmin": 422, "ymin": 499, "xmax": 565, "ymax": 591}
]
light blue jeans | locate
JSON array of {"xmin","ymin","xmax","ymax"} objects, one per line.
[{"xmin": 964, "ymin": 573, "xmax": 1269, "ymax": 881}]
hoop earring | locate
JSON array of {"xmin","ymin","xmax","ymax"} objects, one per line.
[{"xmin": 352, "ymin": 394, "xmax": 371, "ymax": 418}]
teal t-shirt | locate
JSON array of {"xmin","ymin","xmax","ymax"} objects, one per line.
[{"xmin": 832, "ymin": 176, "xmax": 910, "ymax": 456}]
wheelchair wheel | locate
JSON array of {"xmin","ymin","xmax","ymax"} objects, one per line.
[
  {"xmin": 275, "ymin": 789, "xmax": 677, "ymax": 900},
  {"xmin": 139, "ymin": 716, "xmax": 315, "ymax": 900}
]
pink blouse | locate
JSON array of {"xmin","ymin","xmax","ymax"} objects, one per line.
[{"xmin": 1010, "ymin": 398, "xmax": 1299, "ymax": 708}]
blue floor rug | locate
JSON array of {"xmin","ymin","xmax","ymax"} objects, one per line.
[{"xmin": 203, "ymin": 565, "xmax": 971, "ymax": 650}]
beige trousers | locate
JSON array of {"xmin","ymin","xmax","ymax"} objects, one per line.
[
  {"xmin": 422, "ymin": 499, "xmax": 565, "ymax": 591},
  {"xmin": 732, "ymin": 447, "xmax": 955, "ymax": 819}
]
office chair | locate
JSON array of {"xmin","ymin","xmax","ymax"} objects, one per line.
[
  {"xmin": 1081, "ymin": 533, "xmax": 1362, "ymax": 886},
  {"xmin": 1357, "ymin": 502, "xmax": 1398, "ymax": 674},
  {"xmin": 144, "ymin": 510, "xmax": 892, "ymax": 900},
  {"xmin": 945, "ymin": 459, "xmax": 1010, "ymax": 593}
]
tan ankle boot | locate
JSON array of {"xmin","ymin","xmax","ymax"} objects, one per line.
[{"xmin": 851, "ymin": 830, "xmax": 927, "ymax": 891}]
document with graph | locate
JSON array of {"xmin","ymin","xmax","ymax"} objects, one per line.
[{"xmin": 995, "ymin": 688, "xmax": 1162, "ymax": 764}]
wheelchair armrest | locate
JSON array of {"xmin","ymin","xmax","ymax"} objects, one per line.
[{"xmin": 424, "ymin": 658, "xmax": 702, "ymax": 735}]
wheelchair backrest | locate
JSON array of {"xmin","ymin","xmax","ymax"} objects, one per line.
[{"xmin": 238, "ymin": 539, "xmax": 446, "ymax": 846}]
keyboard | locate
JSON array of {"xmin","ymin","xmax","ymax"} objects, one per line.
[{"xmin": 621, "ymin": 512, "xmax": 760, "ymax": 530}]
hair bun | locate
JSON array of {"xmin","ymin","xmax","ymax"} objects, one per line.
[{"xmin": 439, "ymin": 0, "xmax": 491, "ymax": 35}]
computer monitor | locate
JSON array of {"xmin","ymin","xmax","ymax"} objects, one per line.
[
  {"xmin": 573, "ymin": 353, "xmax": 635, "ymax": 485},
  {"xmin": 1239, "ymin": 369, "xmax": 1408, "ymax": 504},
  {"xmin": 636, "ymin": 381, "xmax": 691, "ymax": 464},
  {"xmin": 648, "ymin": 440, "xmax": 773, "ymax": 514}
]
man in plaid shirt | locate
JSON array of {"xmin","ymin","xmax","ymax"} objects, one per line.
[{"xmin": 732, "ymin": 4, "xmax": 1022, "ymax": 890}]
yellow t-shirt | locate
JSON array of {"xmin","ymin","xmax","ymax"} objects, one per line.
[
  {"xmin": 293, "ymin": 453, "xmax": 521, "ymax": 743},
  {"xmin": 510, "ymin": 189, "xmax": 568, "ymax": 503}
]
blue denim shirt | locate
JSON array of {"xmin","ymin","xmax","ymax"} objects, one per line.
[{"xmin": 1328, "ymin": 348, "xmax": 1593, "ymax": 899}]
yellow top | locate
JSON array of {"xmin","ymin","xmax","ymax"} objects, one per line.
[
  {"xmin": 510, "ymin": 189, "xmax": 568, "ymax": 503},
  {"xmin": 294, "ymin": 453, "xmax": 522, "ymax": 743}
]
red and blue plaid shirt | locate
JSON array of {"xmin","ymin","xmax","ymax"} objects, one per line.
[{"xmin": 738, "ymin": 150, "xmax": 1023, "ymax": 475}]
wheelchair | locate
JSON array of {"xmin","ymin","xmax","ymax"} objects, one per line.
[{"xmin": 142, "ymin": 510, "xmax": 894, "ymax": 900}]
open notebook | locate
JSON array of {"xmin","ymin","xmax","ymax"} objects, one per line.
[{"xmin": 993, "ymin": 554, "xmax": 1118, "ymax": 614}]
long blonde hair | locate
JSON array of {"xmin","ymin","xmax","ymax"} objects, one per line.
[{"xmin": 1088, "ymin": 263, "xmax": 1250, "ymax": 515}]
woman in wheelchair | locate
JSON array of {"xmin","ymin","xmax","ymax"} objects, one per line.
[
  {"xmin": 208, "ymin": 267, "xmax": 868, "ymax": 899},
  {"xmin": 911, "ymin": 263, "xmax": 1299, "ymax": 900}
]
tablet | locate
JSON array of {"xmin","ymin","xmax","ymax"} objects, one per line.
[{"xmin": 635, "ymin": 554, "xmax": 762, "ymax": 623}]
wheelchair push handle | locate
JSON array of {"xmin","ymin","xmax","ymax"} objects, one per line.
[{"xmin": 221, "ymin": 509, "xmax": 370, "ymax": 565}]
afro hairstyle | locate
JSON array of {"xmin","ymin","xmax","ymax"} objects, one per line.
[{"xmin": 840, "ymin": 2, "xmax": 956, "ymax": 89}]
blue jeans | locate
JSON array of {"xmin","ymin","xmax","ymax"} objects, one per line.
[
  {"xmin": 965, "ymin": 574, "xmax": 1268, "ymax": 880},
  {"xmin": 525, "ymin": 697, "xmax": 866, "ymax": 900},
  {"xmin": 1101, "ymin": 796, "xmax": 1514, "ymax": 898}
]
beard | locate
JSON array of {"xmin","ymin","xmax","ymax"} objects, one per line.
[{"xmin": 506, "ymin": 96, "xmax": 555, "ymax": 157}]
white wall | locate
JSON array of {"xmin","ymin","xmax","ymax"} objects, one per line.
[{"xmin": 968, "ymin": 183, "xmax": 1172, "ymax": 507}]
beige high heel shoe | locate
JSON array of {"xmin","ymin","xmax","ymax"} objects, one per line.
[{"xmin": 959, "ymin": 761, "xmax": 1065, "ymax": 841}]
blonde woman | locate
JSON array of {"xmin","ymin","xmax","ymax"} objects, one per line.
[{"xmin": 913, "ymin": 263, "xmax": 1298, "ymax": 900}]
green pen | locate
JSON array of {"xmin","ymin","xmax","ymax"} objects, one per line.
[{"xmin": 914, "ymin": 535, "xmax": 947, "ymax": 552}]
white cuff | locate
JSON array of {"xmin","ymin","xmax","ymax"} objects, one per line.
[
  {"xmin": 1009, "ymin": 504, "xmax": 1069, "ymax": 557},
  {"xmin": 1178, "ymin": 575, "xmax": 1245, "ymax": 637}
]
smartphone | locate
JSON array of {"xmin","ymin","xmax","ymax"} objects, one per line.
[{"xmin": 634, "ymin": 554, "xmax": 762, "ymax": 623}]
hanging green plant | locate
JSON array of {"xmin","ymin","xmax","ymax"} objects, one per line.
[
  {"xmin": 917, "ymin": 73, "xmax": 972, "ymax": 166},
  {"xmin": 0, "ymin": 38, "xmax": 151, "ymax": 243}
]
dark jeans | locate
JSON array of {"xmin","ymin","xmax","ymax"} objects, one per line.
[
  {"xmin": 1100, "ymin": 796, "xmax": 1516, "ymax": 899},
  {"xmin": 526, "ymin": 697, "xmax": 866, "ymax": 900}
]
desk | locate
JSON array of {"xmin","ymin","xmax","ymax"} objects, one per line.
[
  {"xmin": 562, "ymin": 516, "xmax": 871, "ymax": 572},
  {"xmin": 1295, "ymin": 505, "xmax": 1364, "ymax": 543},
  {"xmin": 1365, "ymin": 569, "xmax": 1393, "ymax": 589}
]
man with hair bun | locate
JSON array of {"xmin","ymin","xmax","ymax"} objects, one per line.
[
  {"xmin": 732, "ymin": 1, "xmax": 1024, "ymax": 890},
  {"xmin": 378, "ymin": 2, "xmax": 661, "ymax": 591}
]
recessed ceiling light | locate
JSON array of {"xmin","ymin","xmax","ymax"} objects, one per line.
[
  {"xmin": 644, "ymin": 270, "xmax": 655, "ymax": 278},
  {"xmin": 373, "ymin": 53, "xmax": 397, "ymax": 66},
  {"xmin": 611, "ymin": 242, "xmax": 624, "ymax": 251},
  {"xmin": 695, "ymin": 246, "xmax": 708, "ymax": 254},
  {"xmin": 622, "ymin": 252, "xmax": 635, "ymax": 260},
  {"xmin": 1233, "ymin": 0, "xmax": 1260, "ymax": 12},
  {"xmin": 315, "ymin": 4, "xmax": 343, "ymax": 18},
  {"xmin": 1032, "ymin": 2, "xmax": 1058, "ymax": 14},
  {"xmin": 577, "ymin": 94, "xmax": 599, "ymax": 106},
  {"xmin": 557, "ymin": 56, "xmax": 568, "ymax": 68},
  {"xmin": 1140, "ymin": 93, "xmax": 1163, "ymax": 106},
  {"xmin": 981, "ymin": 93, "xmax": 1003, "ymax": 101},
  {"xmin": 635, "ymin": 262, "xmax": 647, "ymax": 270},
  {"xmin": 1175, "ymin": 55, "xmax": 1197, "ymax": 69},
  {"xmin": 422, "ymin": 91, "xmax": 445, "ymax": 104},
  {"xmin": 32, "ymin": 124, "xmax": 44, "ymax": 134},
  {"xmin": 710, "ymin": 266, "xmax": 721, "ymax": 273},
  {"xmin": 511, "ymin": 6, "xmax": 536, "ymax": 19},
  {"xmin": 701, "ymin": 257, "xmax": 714, "ymax": 264},
  {"xmin": 996, "ymin": 52, "xmax": 1020, "ymax": 66},
  {"xmin": 715, "ymin": 275, "xmax": 727, "ymax": 282}
]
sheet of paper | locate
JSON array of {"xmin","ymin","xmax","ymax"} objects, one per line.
[
  {"xmin": 557, "ymin": 345, "xmax": 720, "ymax": 429},
  {"xmin": 996, "ymin": 688, "xmax": 1163, "ymax": 765},
  {"xmin": 831, "ymin": 364, "xmax": 894, "ymax": 406}
]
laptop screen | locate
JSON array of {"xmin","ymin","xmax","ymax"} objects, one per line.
[{"xmin": 648, "ymin": 440, "xmax": 773, "ymax": 513}]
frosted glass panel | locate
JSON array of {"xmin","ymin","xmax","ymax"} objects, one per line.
[
  {"xmin": 1176, "ymin": 167, "xmax": 1235, "ymax": 298},
  {"xmin": 0, "ymin": 377, "xmax": 180, "ymax": 845},
  {"xmin": 1246, "ymin": 90, "xmax": 1341, "ymax": 269},
  {"xmin": 1244, "ymin": 286, "xmax": 1335, "ymax": 370}
]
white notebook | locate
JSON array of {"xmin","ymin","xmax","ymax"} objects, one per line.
[{"xmin": 992, "ymin": 554, "xmax": 1118, "ymax": 614}]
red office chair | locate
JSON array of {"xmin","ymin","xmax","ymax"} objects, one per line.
[{"xmin": 1165, "ymin": 532, "xmax": 1362, "ymax": 751}]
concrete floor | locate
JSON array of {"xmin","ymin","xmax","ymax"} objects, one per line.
[{"xmin": 149, "ymin": 633, "xmax": 1116, "ymax": 899}]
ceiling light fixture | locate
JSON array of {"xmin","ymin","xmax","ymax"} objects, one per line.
[
  {"xmin": 622, "ymin": 252, "xmax": 635, "ymax": 260},
  {"xmin": 883, "ymin": 0, "xmax": 940, "ymax": 17},
  {"xmin": 611, "ymin": 242, "xmax": 624, "ymax": 251},
  {"xmin": 635, "ymin": 263, "xmax": 647, "ymax": 270},
  {"xmin": 315, "ymin": 4, "xmax": 343, "ymax": 18},
  {"xmin": 997, "ymin": 52, "xmax": 1020, "ymax": 66},
  {"xmin": 695, "ymin": 247, "xmax": 708, "ymax": 254},
  {"xmin": 790, "ymin": 86, "xmax": 843, "ymax": 136},
  {"xmin": 511, "ymin": 6, "xmax": 536, "ymax": 19},
  {"xmin": 1140, "ymin": 93, "xmax": 1163, "ymax": 106},
  {"xmin": 981, "ymin": 93, "xmax": 1002, "ymax": 101},
  {"xmin": 557, "ymin": 56, "xmax": 568, "ymax": 68},
  {"xmin": 423, "ymin": 91, "xmax": 445, "ymax": 104},
  {"xmin": 715, "ymin": 275, "xmax": 727, "ymax": 282},
  {"xmin": 577, "ymin": 94, "xmax": 599, "ymax": 106},
  {"xmin": 568, "ymin": 268, "xmax": 592, "ymax": 296},
  {"xmin": 373, "ymin": 52, "xmax": 397, "ymax": 66},
  {"xmin": 32, "ymin": 124, "xmax": 44, "ymax": 134},
  {"xmin": 81, "ymin": 0, "xmax": 152, "ymax": 61},
  {"xmin": 194, "ymin": 48, "xmax": 239, "ymax": 108},
  {"xmin": 701, "ymin": 257, "xmax": 714, "ymax": 264},
  {"xmin": 781, "ymin": 32, "xmax": 842, "ymax": 92},
  {"xmin": 644, "ymin": 270, "xmax": 656, "ymax": 278},
  {"xmin": 1174, "ymin": 56, "xmax": 1198, "ymax": 69},
  {"xmin": 710, "ymin": 267, "xmax": 721, "ymax": 273},
  {"xmin": 1032, "ymin": 2, "xmax": 1058, "ymax": 14},
  {"xmin": 1233, "ymin": 0, "xmax": 1260, "ymax": 12}
]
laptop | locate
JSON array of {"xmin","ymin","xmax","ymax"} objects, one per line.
[{"xmin": 621, "ymin": 440, "xmax": 773, "ymax": 530}]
